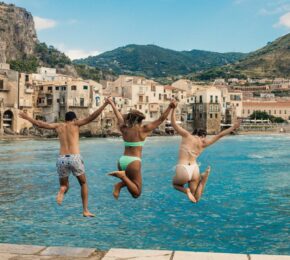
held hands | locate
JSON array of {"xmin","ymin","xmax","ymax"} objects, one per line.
[
  {"xmin": 105, "ymin": 96, "xmax": 114, "ymax": 106},
  {"xmin": 169, "ymin": 98, "xmax": 177, "ymax": 109}
]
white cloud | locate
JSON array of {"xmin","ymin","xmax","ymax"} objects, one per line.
[
  {"xmin": 65, "ymin": 49, "xmax": 101, "ymax": 60},
  {"xmin": 275, "ymin": 12, "xmax": 290, "ymax": 28},
  {"xmin": 34, "ymin": 16, "xmax": 57, "ymax": 31},
  {"xmin": 54, "ymin": 43, "xmax": 101, "ymax": 59}
]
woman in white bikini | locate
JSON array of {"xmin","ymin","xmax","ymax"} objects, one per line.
[{"xmin": 171, "ymin": 107, "xmax": 240, "ymax": 203}]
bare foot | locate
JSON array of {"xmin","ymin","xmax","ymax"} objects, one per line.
[
  {"xmin": 113, "ymin": 183, "xmax": 122, "ymax": 200},
  {"xmin": 83, "ymin": 211, "xmax": 95, "ymax": 217},
  {"xmin": 186, "ymin": 188, "xmax": 197, "ymax": 203},
  {"xmin": 56, "ymin": 190, "xmax": 65, "ymax": 205},
  {"xmin": 108, "ymin": 171, "xmax": 126, "ymax": 179}
]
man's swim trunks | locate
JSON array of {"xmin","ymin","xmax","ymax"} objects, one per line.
[{"xmin": 56, "ymin": 154, "xmax": 85, "ymax": 178}]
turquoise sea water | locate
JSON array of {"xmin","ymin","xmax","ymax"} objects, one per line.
[{"xmin": 0, "ymin": 135, "xmax": 289, "ymax": 254}]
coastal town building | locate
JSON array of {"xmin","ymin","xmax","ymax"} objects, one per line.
[
  {"xmin": 191, "ymin": 86, "xmax": 222, "ymax": 134},
  {"xmin": 0, "ymin": 64, "xmax": 35, "ymax": 134},
  {"xmin": 2, "ymin": 62, "xmax": 290, "ymax": 136},
  {"xmin": 242, "ymin": 100, "xmax": 290, "ymax": 120}
]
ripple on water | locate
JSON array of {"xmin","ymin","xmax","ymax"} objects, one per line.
[{"xmin": 0, "ymin": 136, "xmax": 289, "ymax": 254}]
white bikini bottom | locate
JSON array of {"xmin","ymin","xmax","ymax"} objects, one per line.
[{"xmin": 175, "ymin": 162, "xmax": 200, "ymax": 181}]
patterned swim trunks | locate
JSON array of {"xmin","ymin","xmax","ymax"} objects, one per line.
[{"xmin": 56, "ymin": 154, "xmax": 85, "ymax": 179}]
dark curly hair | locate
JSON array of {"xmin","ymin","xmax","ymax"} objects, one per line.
[
  {"xmin": 124, "ymin": 110, "xmax": 145, "ymax": 127},
  {"xmin": 192, "ymin": 128, "xmax": 207, "ymax": 137}
]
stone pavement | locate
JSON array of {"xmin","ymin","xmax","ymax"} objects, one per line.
[{"xmin": 0, "ymin": 243, "xmax": 289, "ymax": 260}]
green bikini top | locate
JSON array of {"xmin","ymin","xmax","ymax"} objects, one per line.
[{"xmin": 124, "ymin": 141, "xmax": 145, "ymax": 147}]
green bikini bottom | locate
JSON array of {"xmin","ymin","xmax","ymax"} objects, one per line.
[{"xmin": 119, "ymin": 155, "xmax": 141, "ymax": 171}]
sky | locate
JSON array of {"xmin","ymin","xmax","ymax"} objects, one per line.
[{"xmin": 3, "ymin": 0, "xmax": 290, "ymax": 59}]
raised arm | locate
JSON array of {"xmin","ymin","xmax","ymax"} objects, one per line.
[
  {"xmin": 171, "ymin": 108, "xmax": 190, "ymax": 137},
  {"xmin": 143, "ymin": 99, "xmax": 176, "ymax": 133},
  {"xmin": 203, "ymin": 120, "xmax": 241, "ymax": 147},
  {"xmin": 19, "ymin": 112, "xmax": 59, "ymax": 129},
  {"xmin": 107, "ymin": 97, "xmax": 125, "ymax": 127},
  {"xmin": 75, "ymin": 99, "xmax": 109, "ymax": 126}
]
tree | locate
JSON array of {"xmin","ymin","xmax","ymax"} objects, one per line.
[{"xmin": 249, "ymin": 110, "xmax": 286, "ymax": 123}]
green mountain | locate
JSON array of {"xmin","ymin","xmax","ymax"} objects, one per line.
[
  {"xmin": 194, "ymin": 33, "xmax": 290, "ymax": 80},
  {"xmin": 74, "ymin": 44, "xmax": 246, "ymax": 78}
]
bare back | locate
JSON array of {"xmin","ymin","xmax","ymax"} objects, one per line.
[
  {"xmin": 178, "ymin": 135, "xmax": 204, "ymax": 165},
  {"xmin": 56, "ymin": 122, "xmax": 80, "ymax": 155}
]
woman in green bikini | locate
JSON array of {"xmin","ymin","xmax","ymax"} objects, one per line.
[{"xmin": 107, "ymin": 97, "xmax": 176, "ymax": 199}]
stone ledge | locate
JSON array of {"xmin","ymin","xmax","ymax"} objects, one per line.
[
  {"xmin": 251, "ymin": 254, "xmax": 290, "ymax": 260},
  {"xmin": 102, "ymin": 248, "xmax": 173, "ymax": 260},
  {"xmin": 40, "ymin": 246, "xmax": 96, "ymax": 257},
  {"xmin": 174, "ymin": 251, "xmax": 248, "ymax": 260},
  {"xmin": 0, "ymin": 244, "xmax": 46, "ymax": 255}
]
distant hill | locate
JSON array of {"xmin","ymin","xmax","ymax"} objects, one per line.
[
  {"xmin": 193, "ymin": 33, "xmax": 290, "ymax": 80},
  {"xmin": 74, "ymin": 44, "xmax": 246, "ymax": 78}
]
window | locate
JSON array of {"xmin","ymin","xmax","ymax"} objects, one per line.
[
  {"xmin": 215, "ymin": 96, "xmax": 218, "ymax": 103},
  {"xmin": 215, "ymin": 114, "xmax": 218, "ymax": 119},
  {"xmin": 274, "ymin": 110, "xmax": 276, "ymax": 114},
  {"xmin": 285, "ymin": 110, "xmax": 287, "ymax": 114},
  {"xmin": 199, "ymin": 113, "xmax": 202, "ymax": 119},
  {"xmin": 80, "ymin": 98, "xmax": 84, "ymax": 107},
  {"xmin": 0, "ymin": 80, "xmax": 3, "ymax": 90},
  {"xmin": 210, "ymin": 95, "xmax": 213, "ymax": 103},
  {"xmin": 146, "ymin": 96, "xmax": 149, "ymax": 102},
  {"xmin": 150, "ymin": 112, "xmax": 153, "ymax": 118},
  {"xmin": 236, "ymin": 103, "xmax": 239, "ymax": 107},
  {"xmin": 279, "ymin": 110, "xmax": 281, "ymax": 114},
  {"xmin": 159, "ymin": 94, "xmax": 162, "ymax": 100},
  {"xmin": 71, "ymin": 85, "xmax": 77, "ymax": 91},
  {"xmin": 83, "ymin": 85, "xmax": 88, "ymax": 90},
  {"xmin": 269, "ymin": 110, "xmax": 271, "ymax": 115},
  {"xmin": 151, "ymin": 86, "xmax": 156, "ymax": 91},
  {"xmin": 210, "ymin": 113, "xmax": 213, "ymax": 118},
  {"xmin": 57, "ymin": 99, "xmax": 60, "ymax": 103},
  {"xmin": 39, "ymin": 86, "xmax": 43, "ymax": 91},
  {"xmin": 55, "ymin": 86, "xmax": 59, "ymax": 91},
  {"xmin": 199, "ymin": 96, "xmax": 203, "ymax": 103},
  {"xmin": 242, "ymin": 109, "xmax": 244, "ymax": 114},
  {"xmin": 145, "ymin": 110, "xmax": 148, "ymax": 113},
  {"xmin": 25, "ymin": 74, "xmax": 29, "ymax": 82},
  {"xmin": 248, "ymin": 110, "xmax": 250, "ymax": 114},
  {"xmin": 48, "ymin": 86, "xmax": 52, "ymax": 91},
  {"xmin": 139, "ymin": 105, "xmax": 142, "ymax": 109},
  {"xmin": 62, "ymin": 86, "xmax": 67, "ymax": 91},
  {"xmin": 139, "ymin": 96, "xmax": 143, "ymax": 102}
]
